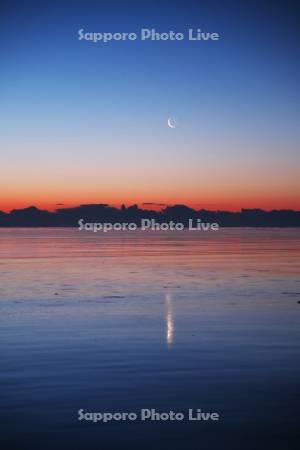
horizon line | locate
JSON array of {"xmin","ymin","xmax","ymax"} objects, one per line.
[{"xmin": 1, "ymin": 203, "xmax": 300, "ymax": 215}]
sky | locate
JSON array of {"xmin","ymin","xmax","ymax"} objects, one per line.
[{"xmin": 0, "ymin": 0, "xmax": 299, "ymax": 212}]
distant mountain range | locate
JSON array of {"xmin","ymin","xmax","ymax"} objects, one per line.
[{"xmin": 0, "ymin": 204, "xmax": 299, "ymax": 227}]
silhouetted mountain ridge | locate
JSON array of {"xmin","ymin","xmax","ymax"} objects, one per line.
[{"xmin": 0, "ymin": 204, "xmax": 299, "ymax": 227}]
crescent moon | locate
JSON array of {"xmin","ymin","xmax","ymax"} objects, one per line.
[{"xmin": 167, "ymin": 117, "xmax": 176, "ymax": 129}]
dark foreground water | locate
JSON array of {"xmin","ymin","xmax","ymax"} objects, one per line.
[{"xmin": 0, "ymin": 228, "xmax": 300, "ymax": 450}]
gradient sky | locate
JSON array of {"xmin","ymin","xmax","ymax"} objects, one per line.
[{"xmin": 0, "ymin": 0, "xmax": 299, "ymax": 211}]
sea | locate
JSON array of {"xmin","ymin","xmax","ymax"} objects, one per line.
[{"xmin": 0, "ymin": 228, "xmax": 299, "ymax": 449}]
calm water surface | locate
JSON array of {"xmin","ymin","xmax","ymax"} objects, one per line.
[{"xmin": 0, "ymin": 228, "xmax": 300, "ymax": 449}]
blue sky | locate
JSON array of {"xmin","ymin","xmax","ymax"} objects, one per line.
[{"xmin": 0, "ymin": 0, "xmax": 299, "ymax": 210}]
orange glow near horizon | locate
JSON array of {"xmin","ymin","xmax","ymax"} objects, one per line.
[
  {"xmin": 1, "ymin": 194, "xmax": 299, "ymax": 213},
  {"xmin": 1, "ymin": 161, "xmax": 299, "ymax": 213}
]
